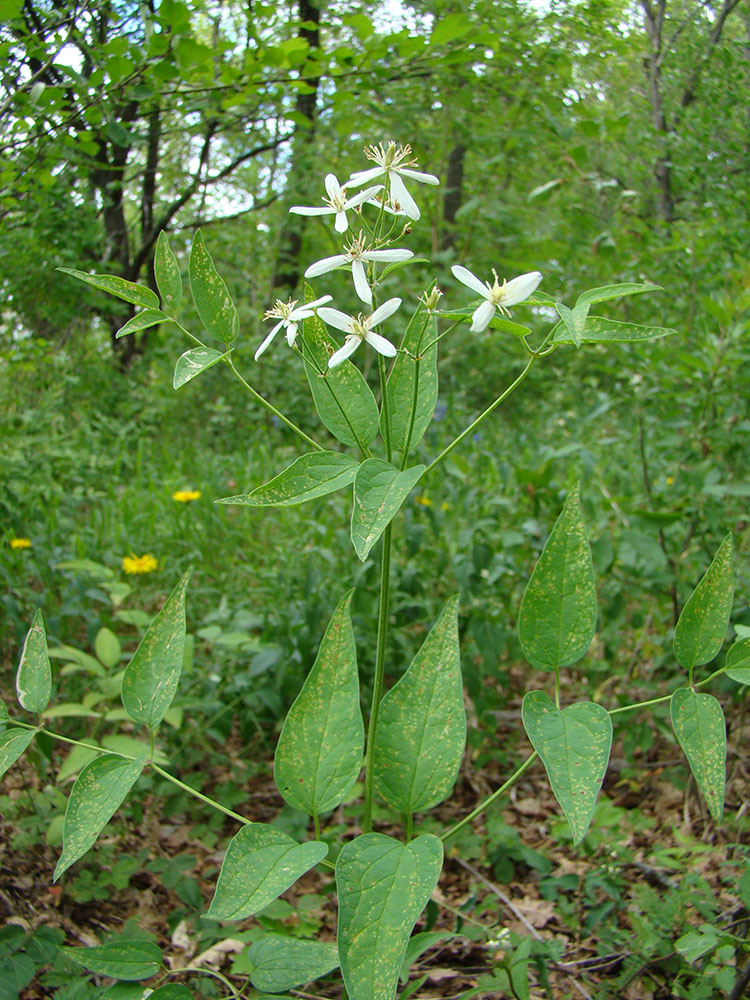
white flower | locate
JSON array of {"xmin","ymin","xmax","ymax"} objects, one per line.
[
  {"xmin": 304, "ymin": 232, "xmax": 413, "ymax": 306},
  {"xmin": 347, "ymin": 142, "xmax": 439, "ymax": 221},
  {"xmin": 450, "ymin": 266, "xmax": 542, "ymax": 332},
  {"xmin": 289, "ymin": 173, "xmax": 382, "ymax": 234},
  {"xmin": 318, "ymin": 298, "xmax": 401, "ymax": 369},
  {"xmin": 255, "ymin": 295, "xmax": 332, "ymax": 360}
]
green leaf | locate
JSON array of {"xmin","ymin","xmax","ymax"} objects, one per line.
[
  {"xmin": 217, "ymin": 452, "xmax": 360, "ymax": 507},
  {"xmin": 173, "ymin": 347, "xmax": 227, "ymax": 389},
  {"xmin": 670, "ymin": 688, "xmax": 725, "ymax": 822},
  {"xmin": 16, "ymin": 609, "xmax": 52, "ymax": 713},
  {"xmin": 303, "ymin": 301, "xmax": 380, "ymax": 449},
  {"xmin": 575, "ymin": 282, "xmax": 662, "ymax": 307},
  {"xmin": 336, "ymin": 833, "xmax": 443, "ymax": 1000},
  {"xmin": 430, "ymin": 11, "xmax": 472, "ymax": 44},
  {"xmin": 518, "ymin": 484, "xmax": 597, "ymax": 670},
  {"xmin": 399, "ymin": 932, "xmax": 452, "ymax": 983},
  {"xmin": 146, "ymin": 987, "xmax": 193, "ymax": 999},
  {"xmin": 675, "ymin": 926, "xmax": 719, "ymax": 964},
  {"xmin": 673, "ymin": 535, "xmax": 733, "ymax": 670},
  {"xmin": 725, "ymin": 637, "xmax": 750, "ymax": 685},
  {"xmin": 0, "ymin": 728, "xmax": 36, "ymax": 779},
  {"xmin": 208, "ymin": 824, "xmax": 328, "ymax": 920},
  {"xmin": 189, "ymin": 230, "xmax": 239, "ymax": 345},
  {"xmin": 247, "ymin": 936, "xmax": 338, "ymax": 993},
  {"xmin": 121, "ymin": 572, "xmax": 190, "ymax": 730},
  {"xmin": 155, "ymin": 231, "xmax": 183, "ymax": 312},
  {"xmin": 95, "ymin": 627, "xmax": 121, "ymax": 670},
  {"xmin": 0, "ymin": 699, "xmax": 7, "ymax": 732},
  {"xmin": 274, "ymin": 592, "xmax": 363, "ymax": 815},
  {"xmin": 383, "ymin": 302, "xmax": 438, "ymax": 455},
  {"xmin": 61, "ymin": 940, "xmax": 162, "ymax": 980},
  {"xmin": 54, "ymin": 753, "xmax": 146, "ymax": 879},
  {"xmin": 521, "ymin": 691, "xmax": 612, "ymax": 844},
  {"xmin": 554, "ymin": 302, "xmax": 588, "ymax": 348},
  {"xmin": 551, "ymin": 316, "xmax": 676, "ymax": 345},
  {"xmin": 373, "ymin": 595, "xmax": 465, "ymax": 813},
  {"xmin": 56, "ymin": 268, "xmax": 159, "ymax": 309},
  {"xmin": 115, "ymin": 308, "xmax": 170, "ymax": 339},
  {"xmin": 351, "ymin": 459, "xmax": 425, "ymax": 561}
]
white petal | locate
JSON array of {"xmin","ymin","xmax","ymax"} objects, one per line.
[
  {"xmin": 334, "ymin": 210, "xmax": 349, "ymax": 233},
  {"xmin": 470, "ymin": 300, "xmax": 496, "ymax": 332},
  {"xmin": 317, "ymin": 307, "xmax": 354, "ymax": 333},
  {"xmin": 289, "ymin": 205, "xmax": 334, "ymax": 216},
  {"xmin": 451, "ymin": 265, "xmax": 491, "ymax": 299},
  {"xmin": 398, "ymin": 167, "xmax": 440, "ymax": 185},
  {"xmin": 254, "ymin": 321, "xmax": 282, "ymax": 360},
  {"xmin": 501, "ymin": 271, "xmax": 543, "ymax": 306},
  {"xmin": 390, "ymin": 173, "xmax": 420, "ymax": 220},
  {"xmin": 369, "ymin": 297, "xmax": 402, "ymax": 326},
  {"xmin": 361, "ymin": 249, "xmax": 413, "ymax": 263},
  {"xmin": 343, "ymin": 184, "xmax": 383, "ymax": 209},
  {"xmin": 285, "ymin": 322, "xmax": 298, "ymax": 346},
  {"xmin": 347, "ymin": 166, "xmax": 384, "ymax": 187},
  {"xmin": 290, "ymin": 294, "xmax": 332, "ymax": 318},
  {"xmin": 324, "ymin": 173, "xmax": 341, "ymax": 199},
  {"xmin": 328, "ymin": 336, "xmax": 361, "ymax": 368},
  {"xmin": 305, "ymin": 254, "xmax": 347, "ymax": 278},
  {"xmin": 364, "ymin": 330, "xmax": 397, "ymax": 357},
  {"xmin": 352, "ymin": 260, "xmax": 372, "ymax": 304}
]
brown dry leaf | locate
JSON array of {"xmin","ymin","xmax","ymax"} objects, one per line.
[
  {"xmin": 512, "ymin": 897, "xmax": 556, "ymax": 928},
  {"xmin": 512, "ymin": 796, "xmax": 546, "ymax": 817},
  {"xmin": 192, "ymin": 938, "xmax": 245, "ymax": 969}
]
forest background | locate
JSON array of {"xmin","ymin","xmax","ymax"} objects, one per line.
[{"xmin": 1, "ymin": 0, "xmax": 749, "ymax": 998}]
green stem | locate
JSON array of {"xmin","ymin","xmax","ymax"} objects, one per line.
[
  {"xmin": 363, "ymin": 521, "xmax": 394, "ymax": 832},
  {"xmin": 422, "ymin": 352, "xmax": 538, "ymax": 478},
  {"xmin": 167, "ymin": 965, "xmax": 242, "ymax": 999},
  {"xmin": 400, "ymin": 354, "xmax": 421, "ymax": 471},
  {"xmin": 226, "ymin": 356, "xmax": 322, "ymax": 452},
  {"xmin": 379, "ymin": 353, "xmax": 392, "ymax": 464},
  {"xmin": 441, "ymin": 752, "xmax": 538, "ymax": 843},
  {"xmin": 150, "ymin": 762, "xmax": 252, "ymax": 826},
  {"xmin": 37, "ymin": 727, "xmax": 137, "ymax": 759},
  {"xmin": 313, "ymin": 814, "xmax": 321, "ymax": 840},
  {"xmin": 405, "ymin": 812, "xmax": 413, "ymax": 843},
  {"xmin": 554, "ymin": 666, "xmax": 561, "ymax": 709}
]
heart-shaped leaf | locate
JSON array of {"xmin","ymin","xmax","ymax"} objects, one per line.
[
  {"xmin": 173, "ymin": 347, "xmax": 226, "ymax": 388},
  {"xmin": 336, "ymin": 833, "xmax": 443, "ymax": 1000},
  {"xmin": 218, "ymin": 452, "xmax": 359, "ymax": 507},
  {"xmin": 351, "ymin": 459, "xmax": 424, "ymax": 561},
  {"xmin": 121, "ymin": 572, "xmax": 190, "ymax": 731},
  {"xmin": 247, "ymin": 936, "xmax": 338, "ymax": 993},
  {"xmin": 373, "ymin": 595, "xmax": 465, "ymax": 813},
  {"xmin": 518, "ymin": 484, "xmax": 597, "ymax": 670},
  {"xmin": 16, "ymin": 609, "xmax": 52, "ymax": 713},
  {"xmin": 274, "ymin": 592, "xmax": 363, "ymax": 815},
  {"xmin": 670, "ymin": 687, "xmax": 725, "ymax": 822},
  {"xmin": 208, "ymin": 824, "xmax": 328, "ymax": 920},
  {"xmin": 673, "ymin": 534, "xmax": 733, "ymax": 671},
  {"xmin": 55, "ymin": 753, "xmax": 146, "ymax": 879},
  {"xmin": 522, "ymin": 690, "xmax": 612, "ymax": 844}
]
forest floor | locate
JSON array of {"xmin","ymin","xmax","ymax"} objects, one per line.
[{"xmin": 1, "ymin": 694, "xmax": 747, "ymax": 1000}]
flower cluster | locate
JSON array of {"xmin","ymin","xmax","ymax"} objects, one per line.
[
  {"xmin": 256, "ymin": 141, "xmax": 542, "ymax": 368},
  {"xmin": 10, "ymin": 537, "xmax": 32, "ymax": 550}
]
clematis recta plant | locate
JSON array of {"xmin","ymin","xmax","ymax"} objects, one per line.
[{"xmin": 4, "ymin": 144, "xmax": 743, "ymax": 1000}]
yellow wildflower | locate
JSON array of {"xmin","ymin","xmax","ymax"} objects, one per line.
[
  {"xmin": 172, "ymin": 489, "xmax": 202, "ymax": 503},
  {"xmin": 415, "ymin": 496, "xmax": 433, "ymax": 507},
  {"xmin": 122, "ymin": 553, "xmax": 158, "ymax": 575},
  {"xmin": 10, "ymin": 537, "xmax": 32, "ymax": 550},
  {"xmin": 666, "ymin": 476, "xmax": 674, "ymax": 486}
]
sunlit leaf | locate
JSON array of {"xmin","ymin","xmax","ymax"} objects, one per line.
[{"xmin": 16, "ymin": 609, "xmax": 52, "ymax": 713}]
